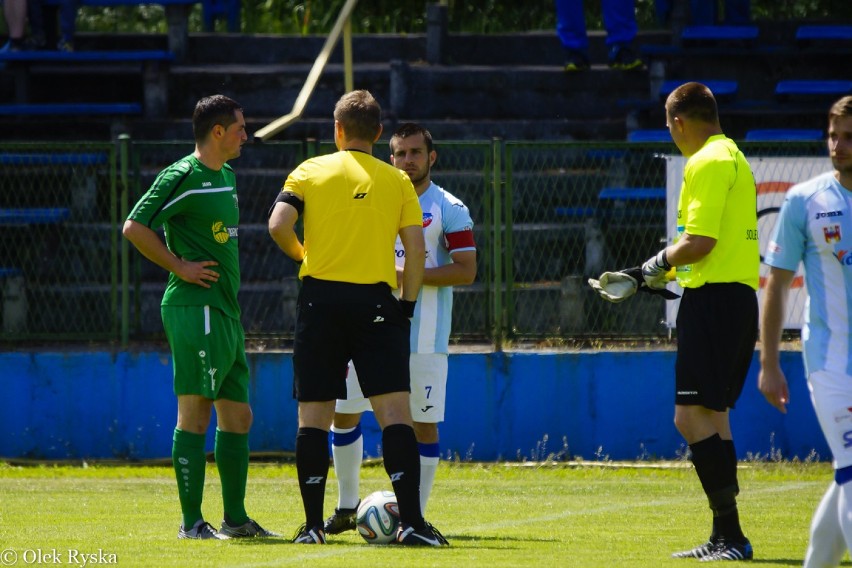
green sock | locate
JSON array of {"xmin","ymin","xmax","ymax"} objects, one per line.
[
  {"xmin": 215, "ymin": 429, "xmax": 249, "ymax": 526},
  {"xmin": 172, "ymin": 428, "xmax": 207, "ymax": 529}
]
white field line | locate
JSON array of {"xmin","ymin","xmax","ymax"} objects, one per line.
[
  {"xmin": 218, "ymin": 480, "xmax": 822, "ymax": 567},
  {"xmin": 469, "ymin": 480, "xmax": 821, "ymax": 531}
]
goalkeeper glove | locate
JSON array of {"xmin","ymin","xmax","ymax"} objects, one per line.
[
  {"xmin": 588, "ymin": 270, "xmax": 638, "ymax": 303},
  {"xmin": 641, "ymin": 250, "xmax": 671, "ymax": 290},
  {"xmin": 589, "ymin": 267, "xmax": 681, "ymax": 303}
]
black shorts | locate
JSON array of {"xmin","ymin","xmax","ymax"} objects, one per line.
[
  {"xmin": 292, "ymin": 277, "xmax": 411, "ymax": 402},
  {"xmin": 675, "ymin": 282, "xmax": 758, "ymax": 411}
]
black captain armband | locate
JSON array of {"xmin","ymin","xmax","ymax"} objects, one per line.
[
  {"xmin": 268, "ymin": 192, "xmax": 304, "ymax": 217},
  {"xmin": 399, "ymin": 299, "xmax": 416, "ymax": 318}
]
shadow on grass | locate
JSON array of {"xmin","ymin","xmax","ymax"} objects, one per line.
[
  {"xmin": 447, "ymin": 534, "xmax": 558, "ymax": 544},
  {"xmin": 226, "ymin": 533, "xmax": 556, "ymax": 548},
  {"xmin": 749, "ymin": 560, "xmax": 850, "ymax": 566},
  {"xmin": 225, "ymin": 538, "xmax": 292, "ymax": 546}
]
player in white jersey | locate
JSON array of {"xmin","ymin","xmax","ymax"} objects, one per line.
[
  {"xmin": 760, "ymin": 96, "xmax": 852, "ymax": 567},
  {"xmin": 323, "ymin": 123, "xmax": 477, "ymax": 534}
]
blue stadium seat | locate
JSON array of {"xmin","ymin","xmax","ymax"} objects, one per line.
[
  {"xmin": 681, "ymin": 25, "xmax": 759, "ymax": 42},
  {"xmin": 0, "ymin": 152, "xmax": 108, "ymax": 165},
  {"xmin": 627, "ymin": 130, "xmax": 672, "ymax": 143},
  {"xmin": 597, "ymin": 188, "xmax": 666, "ymax": 228},
  {"xmin": 599, "ymin": 188, "xmax": 666, "ymax": 201},
  {"xmin": 659, "ymin": 80, "xmax": 738, "ymax": 100},
  {"xmin": 796, "ymin": 25, "xmax": 852, "ymax": 43},
  {"xmin": 554, "ymin": 206, "xmax": 596, "ymax": 219},
  {"xmin": 0, "ymin": 208, "xmax": 70, "ymax": 225},
  {"xmin": 0, "ymin": 50, "xmax": 173, "ymax": 63},
  {"xmin": 745, "ymin": 129, "xmax": 824, "ymax": 142},
  {"xmin": 0, "ymin": 103, "xmax": 142, "ymax": 116},
  {"xmin": 775, "ymin": 80, "xmax": 852, "ymax": 98}
]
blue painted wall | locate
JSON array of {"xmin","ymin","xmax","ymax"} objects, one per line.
[{"xmin": 1, "ymin": 350, "xmax": 827, "ymax": 462}]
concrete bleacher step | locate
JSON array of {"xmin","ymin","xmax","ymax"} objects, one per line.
[
  {"xmin": 180, "ymin": 30, "xmax": 671, "ymax": 67},
  {"xmin": 130, "ymin": 115, "xmax": 630, "ymax": 143},
  {"xmin": 0, "ymin": 29, "xmax": 671, "ymax": 141},
  {"xmin": 0, "ymin": 25, "xmax": 846, "ymax": 143},
  {"xmin": 167, "ymin": 61, "xmax": 651, "ymax": 122}
]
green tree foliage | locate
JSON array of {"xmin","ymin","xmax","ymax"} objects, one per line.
[{"xmin": 5, "ymin": 0, "xmax": 851, "ymax": 37}]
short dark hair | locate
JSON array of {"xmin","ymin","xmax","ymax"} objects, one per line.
[
  {"xmin": 829, "ymin": 96, "xmax": 852, "ymax": 122},
  {"xmin": 334, "ymin": 90, "xmax": 382, "ymax": 142},
  {"xmin": 192, "ymin": 95, "xmax": 242, "ymax": 143},
  {"xmin": 390, "ymin": 122, "xmax": 434, "ymax": 154},
  {"xmin": 666, "ymin": 82, "xmax": 719, "ymax": 124}
]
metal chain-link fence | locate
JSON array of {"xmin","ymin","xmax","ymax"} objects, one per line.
[
  {"xmin": 0, "ymin": 138, "xmax": 825, "ymax": 346},
  {"xmin": 128, "ymin": 140, "xmax": 305, "ymax": 341},
  {"xmin": 0, "ymin": 142, "xmax": 119, "ymax": 340}
]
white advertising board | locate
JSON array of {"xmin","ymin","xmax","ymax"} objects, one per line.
[{"xmin": 664, "ymin": 155, "xmax": 832, "ymax": 329}]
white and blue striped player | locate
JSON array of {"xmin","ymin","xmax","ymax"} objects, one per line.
[
  {"xmin": 323, "ymin": 123, "xmax": 477, "ymax": 534},
  {"xmin": 760, "ymin": 95, "xmax": 852, "ymax": 568}
]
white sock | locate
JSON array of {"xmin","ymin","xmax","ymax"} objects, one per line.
[
  {"xmin": 806, "ymin": 481, "xmax": 847, "ymax": 567},
  {"xmin": 331, "ymin": 425, "xmax": 363, "ymax": 510},
  {"xmin": 838, "ymin": 482, "xmax": 852, "ymax": 561},
  {"xmin": 418, "ymin": 443, "xmax": 440, "ymax": 515}
]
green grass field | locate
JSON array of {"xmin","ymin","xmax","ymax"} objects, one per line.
[{"xmin": 0, "ymin": 460, "xmax": 848, "ymax": 567}]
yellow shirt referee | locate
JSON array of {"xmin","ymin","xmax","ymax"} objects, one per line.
[
  {"xmin": 268, "ymin": 89, "xmax": 447, "ymax": 547},
  {"xmin": 640, "ymin": 82, "xmax": 759, "ymax": 561}
]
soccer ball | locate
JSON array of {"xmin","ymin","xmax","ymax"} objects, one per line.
[{"xmin": 356, "ymin": 490, "xmax": 400, "ymax": 544}]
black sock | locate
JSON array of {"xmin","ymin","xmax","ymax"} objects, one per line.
[
  {"xmin": 690, "ymin": 434, "xmax": 745, "ymax": 542},
  {"xmin": 715, "ymin": 507, "xmax": 746, "ymax": 543},
  {"xmin": 723, "ymin": 439, "xmax": 739, "ymax": 496},
  {"xmin": 708, "ymin": 439, "xmax": 738, "ymax": 542},
  {"xmin": 295, "ymin": 427, "xmax": 329, "ymax": 528},
  {"xmin": 382, "ymin": 423, "xmax": 424, "ymax": 529}
]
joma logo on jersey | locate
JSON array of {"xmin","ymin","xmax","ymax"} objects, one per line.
[
  {"xmin": 353, "ymin": 192, "xmax": 368, "ymax": 199},
  {"xmin": 816, "ymin": 210, "xmax": 843, "ymax": 220},
  {"xmin": 202, "ymin": 182, "xmax": 212, "ymax": 187},
  {"xmin": 824, "ymin": 225, "xmax": 842, "ymax": 243}
]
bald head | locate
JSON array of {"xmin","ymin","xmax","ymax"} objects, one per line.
[
  {"xmin": 665, "ymin": 82, "xmax": 724, "ymax": 156},
  {"xmin": 665, "ymin": 82, "xmax": 720, "ymax": 125}
]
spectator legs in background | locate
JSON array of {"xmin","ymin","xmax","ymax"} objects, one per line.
[
  {"xmin": 57, "ymin": 0, "xmax": 77, "ymax": 51},
  {"xmin": 1, "ymin": 0, "xmax": 27, "ymax": 51},
  {"xmin": 555, "ymin": 0, "xmax": 642, "ymax": 71},
  {"xmin": 601, "ymin": 0, "xmax": 642, "ymax": 70},
  {"xmin": 555, "ymin": 0, "xmax": 590, "ymax": 71},
  {"xmin": 26, "ymin": 0, "xmax": 46, "ymax": 49}
]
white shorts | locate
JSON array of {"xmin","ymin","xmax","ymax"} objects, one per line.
[
  {"xmin": 335, "ymin": 353, "xmax": 448, "ymax": 423},
  {"xmin": 808, "ymin": 370, "xmax": 852, "ymax": 470}
]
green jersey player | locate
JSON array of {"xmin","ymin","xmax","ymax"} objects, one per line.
[{"xmin": 123, "ymin": 95, "xmax": 278, "ymax": 540}]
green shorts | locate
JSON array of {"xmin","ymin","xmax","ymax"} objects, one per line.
[{"xmin": 161, "ymin": 305, "xmax": 249, "ymax": 403}]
